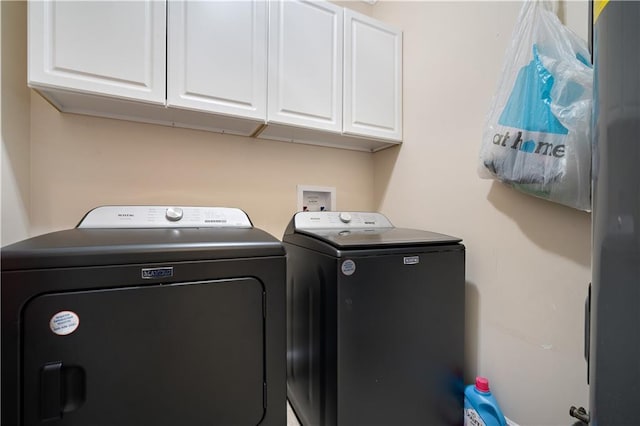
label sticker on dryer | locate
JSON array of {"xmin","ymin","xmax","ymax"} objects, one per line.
[
  {"xmin": 341, "ymin": 260, "xmax": 356, "ymax": 276},
  {"xmin": 50, "ymin": 311, "xmax": 80, "ymax": 336}
]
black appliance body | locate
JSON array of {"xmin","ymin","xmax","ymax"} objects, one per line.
[
  {"xmin": 1, "ymin": 206, "xmax": 286, "ymax": 426},
  {"xmin": 283, "ymin": 211, "xmax": 465, "ymax": 426},
  {"xmin": 589, "ymin": 2, "xmax": 640, "ymax": 424}
]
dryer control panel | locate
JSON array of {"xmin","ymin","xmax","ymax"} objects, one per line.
[
  {"xmin": 294, "ymin": 211, "xmax": 393, "ymax": 229},
  {"xmin": 78, "ymin": 206, "xmax": 252, "ymax": 228}
]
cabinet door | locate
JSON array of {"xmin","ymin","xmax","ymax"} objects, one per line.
[
  {"xmin": 28, "ymin": 1, "xmax": 166, "ymax": 104},
  {"xmin": 344, "ymin": 9, "xmax": 403, "ymax": 141},
  {"xmin": 167, "ymin": 1, "xmax": 267, "ymax": 121},
  {"xmin": 268, "ymin": 0, "xmax": 343, "ymax": 133}
]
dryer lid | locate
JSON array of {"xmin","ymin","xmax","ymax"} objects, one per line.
[{"xmin": 2, "ymin": 206, "xmax": 284, "ymax": 271}]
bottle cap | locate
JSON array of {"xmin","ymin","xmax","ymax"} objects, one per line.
[{"xmin": 475, "ymin": 376, "xmax": 490, "ymax": 393}]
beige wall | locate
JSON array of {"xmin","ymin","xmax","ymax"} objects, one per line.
[
  {"xmin": 1, "ymin": 0, "xmax": 31, "ymax": 245},
  {"xmin": 29, "ymin": 91, "xmax": 375, "ymax": 239},
  {"xmin": 373, "ymin": 1, "xmax": 590, "ymax": 424},
  {"xmin": 3, "ymin": 0, "xmax": 593, "ymax": 424}
]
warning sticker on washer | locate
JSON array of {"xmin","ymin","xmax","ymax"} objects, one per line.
[
  {"xmin": 341, "ymin": 259, "xmax": 356, "ymax": 276},
  {"xmin": 50, "ymin": 311, "xmax": 80, "ymax": 336}
]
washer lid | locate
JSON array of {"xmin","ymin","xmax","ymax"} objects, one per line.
[
  {"xmin": 297, "ymin": 227, "xmax": 461, "ymax": 248},
  {"xmin": 291, "ymin": 212, "xmax": 461, "ymax": 248}
]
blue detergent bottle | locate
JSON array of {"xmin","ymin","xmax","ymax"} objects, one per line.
[{"xmin": 464, "ymin": 377, "xmax": 507, "ymax": 426}]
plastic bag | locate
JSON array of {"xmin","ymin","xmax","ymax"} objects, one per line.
[{"xmin": 478, "ymin": 0, "xmax": 593, "ymax": 211}]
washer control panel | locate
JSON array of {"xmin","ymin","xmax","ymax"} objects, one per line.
[
  {"xmin": 294, "ymin": 211, "xmax": 393, "ymax": 229},
  {"xmin": 78, "ymin": 206, "xmax": 252, "ymax": 228}
]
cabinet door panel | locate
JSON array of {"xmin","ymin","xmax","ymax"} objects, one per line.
[
  {"xmin": 29, "ymin": 1, "xmax": 166, "ymax": 104},
  {"xmin": 268, "ymin": 0, "xmax": 343, "ymax": 132},
  {"xmin": 167, "ymin": 1, "xmax": 267, "ymax": 121},
  {"xmin": 344, "ymin": 9, "xmax": 402, "ymax": 141}
]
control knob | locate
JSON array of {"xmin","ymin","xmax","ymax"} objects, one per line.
[
  {"xmin": 166, "ymin": 207, "xmax": 184, "ymax": 222},
  {"xmin": 339, "ymin": 212, "xmax": 352, "ymax": 223}
]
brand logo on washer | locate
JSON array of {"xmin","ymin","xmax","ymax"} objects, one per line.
[
  {"xmin": 142, "ymin": 267, "xmax": 174, "ymax": 279},
  {"xmin": 403, "ymin": 256, "xmax": 420, "ymax": 265}
]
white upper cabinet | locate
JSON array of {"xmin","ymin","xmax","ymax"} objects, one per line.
[
  {"xmin": 28, "ymin": 0, "xmax": 402, "ymax": 151},
  {"xmin": 28, "ymin": 0, "xmax": 166, "ymax": 104},
  {"xmin": 344, "ymin": 9, "xmax": 403, "ymax": 141},
  {"xmin": 167, "ymin": 1, "xmax": 267, "ymax": 121},
  {"xmin": 267, "ymin": 0, "xmax": 343, "ymax": 133}
]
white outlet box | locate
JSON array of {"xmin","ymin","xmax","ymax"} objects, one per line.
[{"xmin": 297, "ymin": 185, "xmax": 336, "ymax": 212}]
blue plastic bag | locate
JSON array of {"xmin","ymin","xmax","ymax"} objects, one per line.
[{"xmin": 479, "ymin": 0, "xmax": 593, "ymax": 211}]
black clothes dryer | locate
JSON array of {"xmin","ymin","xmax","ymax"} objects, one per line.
[
  {"xmin": 1, "ymin": 206, "xmax": 286, "ymax": 426},
  {"xmin": 283, "ymin": 211, "xmax": 465, "ymax": 426}
]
